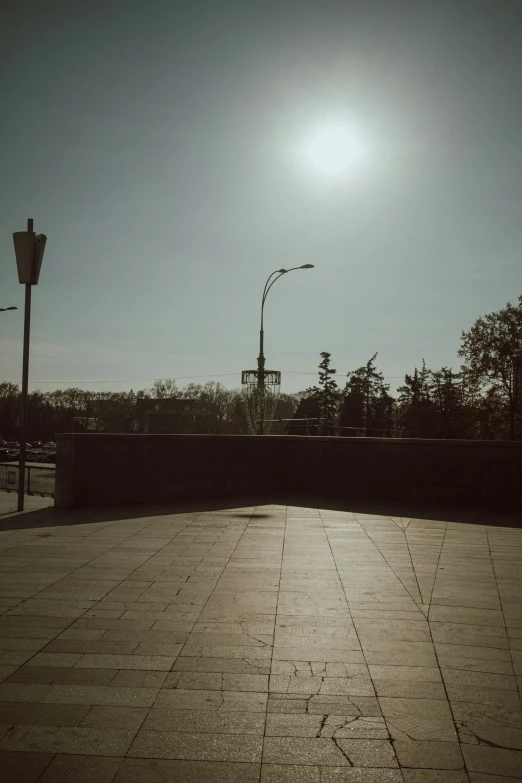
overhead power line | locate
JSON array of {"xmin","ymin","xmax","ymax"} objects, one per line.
[{"xmin": 26, "ymin": 370, "xmax": 406, "ymax": 385}]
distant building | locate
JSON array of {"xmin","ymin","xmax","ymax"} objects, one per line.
[
  {"xmin": 135, "ymin": 398, "xmax": 209, "ymax": 434},
  {"xmin": 71, "ymin": 416, "xmax": 105, "ymax": 432},
  {"xmin": 268, "ymin": 399, "xmax": 296, "ymax": 435}
]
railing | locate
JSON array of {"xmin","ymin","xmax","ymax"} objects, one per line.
[{"xmin": 0, "ymin": 462, "xmax": 55, "ymax": 498}]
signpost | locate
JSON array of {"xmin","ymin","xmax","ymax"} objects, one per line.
[{"xmin": 13, "ymin": 219, "xmax": 47, "ymax": 511}]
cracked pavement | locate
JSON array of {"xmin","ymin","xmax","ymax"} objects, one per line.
[{"xmin": 0, "ymin": 497, "xmax": 521, "ymax": 781}]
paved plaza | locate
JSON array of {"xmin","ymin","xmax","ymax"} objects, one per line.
[{"xmin": 0, "ymin": 496, "xmax": 521, "ymax": 781}]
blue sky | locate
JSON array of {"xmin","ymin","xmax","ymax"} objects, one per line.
[{"xmin": 1, "ymin": 0, "xmax": 520, "ymax": 395}]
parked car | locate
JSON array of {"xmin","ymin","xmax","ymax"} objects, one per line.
[
  {"xmin": 32, "ymin": 441, "xmax": 44, "ymax": 448},
  {"xmin": 0, "ymin": 449, "xmax": 10, "ymax": 461},
  {"xmin": 27, "ymin": 450, "xmax": 46, "ymax": 462},
  {"xmin": 43, "ymin": 441, "xmax": 56, "ymax": 451},
  {"xmin": 5, "ymin": 441, "xmax": 19, "ymax": 449}
]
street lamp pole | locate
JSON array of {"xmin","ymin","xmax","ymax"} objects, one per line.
[
  {"xmin": 257, "ymin": 264, "xmax": 314, "ymax": 435},
  {"xmin": 13, "ymin": 219, "xmax": 47, "ymax": 512},
  {"xmin": 18, "ymin": 271, "xmax": 32, "ymax": 511}
]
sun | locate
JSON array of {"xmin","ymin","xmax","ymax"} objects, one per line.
[{"xmin": 298, "ymin": 119, "xmax": 365, "ymax": 178}]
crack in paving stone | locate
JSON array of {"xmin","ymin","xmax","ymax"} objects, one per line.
[
  {"xmin": 317, "ymin": 677, "xmax": 328, "ymax": 694},
  {"xmin": 458, "ymin": 712, "xmax": 522, "ymax": 730},
  {"xmin": 316, "ymin": 714, "xmax": 328, "ymax": 737},
  {"xmin": 240, "ymin": 630, "xmax": 271, "ymax": 646},
  {"xmin": 333, "ymin": 737, "xmax": 354, "ymax": 765},
  {"xmin": 388, "ymin": 722, "xmax": 418, "ymax": 742},
  {"xmin": 330, "ymin": 716, "xmax": 362, "ymax": 738},
  {"xmin": 458, "ymin": 721, "xmax": 522, "ymax": 750}
]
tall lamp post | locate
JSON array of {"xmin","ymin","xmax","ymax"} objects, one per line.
[
  {"xmin": 257, "ymin": 264, "xmax": 314, "ymax": 435},
  {"xmin": 13, "ymin": 219, "xmax": 47, "ymax": 512}
]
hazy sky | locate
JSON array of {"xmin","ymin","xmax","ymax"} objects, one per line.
[{"xmin": 1, "ymin": 0, "xmax": 520, "ymax": 395}]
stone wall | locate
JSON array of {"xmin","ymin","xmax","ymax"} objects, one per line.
[{"xmin": 54, "ymin": 434, "xmax": 522, "ymax": 510}]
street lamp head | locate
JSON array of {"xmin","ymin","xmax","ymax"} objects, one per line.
[
  {"xmin": 1, "ymin": 306, "xmax": 18, "ymax": 311},
  {"xmin": 277, "ymin": 268, "xmax": 287, "ymax": 273},
  {"xmin": 13, "ymin": 219, "xmax": 46, "ymax": 286},
  {"xmin": 300, "ymin": 264, "xmax": 314, "ymax": 269}
]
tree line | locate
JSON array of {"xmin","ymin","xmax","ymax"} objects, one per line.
[
  {"xmin": 290, "ymin": 294, "xmax": 522, "ymax": 439},
  {"xmin": 1, "ymin": 295, "xmax": 521, "ymax": 441}
]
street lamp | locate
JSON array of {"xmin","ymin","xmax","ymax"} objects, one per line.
[
  {"xmin": 0, "ymin": 306, "xmax": 18, "ymax": 312},
  {"xmin": 257, "ymin": 264, "xmax": 314, "ymax": 435},
  {"xmin": 12, "ymin": 219, "xmax": 47, "ymax": 511}
]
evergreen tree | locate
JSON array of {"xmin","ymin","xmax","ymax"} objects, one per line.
[
  {"xmin": 397, "ymin": 360, "xmax": 436, "ymax": 436},
  {"xmin": 287, "ymin": 353, "xmax": 339, "ymax": 435},
  {"xmin": 317, "ymin": 352, "xmax": 339, "ymax": 430},
  {"xmin": 428, "ymin": 367, "xmax": 466, "ymax": 438},
  {"xmin": 341, "ymin": 353, "xmax": 394, "ymax": 436}
]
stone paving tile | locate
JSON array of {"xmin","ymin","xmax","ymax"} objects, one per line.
[
  {"xmin": 372, "ymin": 679, "xmax": 447, "ymax": 699},
  {"xmin": 368, "ymin": 665, "xmax": 441, "ymax": 681},
  {"xmin": 114, "ymin": 758, "xmax": 261, "ymax": 782},
  {"xmin": 24, "ymin": 651, "xmax": 85, "ymax": 667},
  {"xmin": 262, "ymin": 735, "xmax": 354, "ymax": 765},
  {"xmin": 7, "ymin": 599, "xmax": 95, "ymax": 618},
  {"xmin": 80, "ymin": 704, "xmax": 148, "ymax": 730},
  {"xmin": 39, "ymin": 684, "xmax": 159, "ymax": 706},
  {"xmin": 260, "ymin": 765, "xmax": 322, "ymax": 782},
  {"xmin": 394, "ymin": 739, "xmax": 465, "ymax": 768},
  {"xmin": 74, "ymin": 653, "xmax": 177, "ymax": 670},
  {"xmin": 0, "ymin": 636, "xmax": 50, "ymax": 651},
  {"xmin": 273, "ymin": 647, "xmax": 366, "ymax": 664},
  {"xmin": 379, "ymin": 697, "xmax": 458, "ymax": 741},
  {"xmin": 0, "ymin": 749, "xmax": 54, "ymax": 783},
  {"xmin": 1, "ymin": 500, "xmax": 521, "ymax": 777},
  {"xmin": 176, "ymin": 672, "xmax": 269, "ymax": 692},
  {"xmin": 444, "ymin": 684, "xmax": 521, "ymax": 708},
  {"xmin": 128, "ymin": 729, "xmax": 263, "ymax": 762},
  {"xmin": 110, "ymin": 669, "xmax": 168, "ymax": 687},
  {"xmin": 430, "ymin": 622, "xmax": 509, "ymax": 648},
  {"xmin": 0, "ymin": 725, "xmax": 136, "ymax": 755},
  {"xmin": 172, "ymin": 656, "xmax": 270, "ymax": 674},
  {"xmin": 317, "ymin": 770, "xmax": 404, "ymax": 782},
  {"xmin": 267, "ymin": 693, "xmax": 381, "ymax": 716},
  {"xmin": 183, "ymin": 643, "xmax": 274, "ymax": 659},
  {"xmin": 0, "ymin": 701, "xmax": 91, "ymax": 726},
  {"xmin": 37, "ymin": 753, "xmax": 123, "ymax": 782},
  {"xmin": 51, "ymin": 667, "xmax": 119, "ymax": 685},
  {"xmin": 155, "ymin": 688, "xmax": 268, "ymax": 712},
  {"xmin": 265, "ymin": 714, "xmax": 388, "ymax": 738},
  {"xmin": 442, "ymin": 667, "xmax": 517, "ymax": 691},
  {"xmin": 42, "ymin": 638, "xmax": 139, "ymax": 654},
  {"xmin": 0, "ymin": 682, "xmax": 53, "ymax": 701},
  {"xmin": 143, "ymin": 708, "xmax": 265, "ymax": 734},
  {"xmin": 0, "ymin": 665, "xmax": 17, "ymax": 684},
  {"xmin": 462, "ymin": 744, "xmax": 522, "ymax": 777},
  {"xmin": 401, "ymin": 773, "xmax": 469, "ymax": 782}
]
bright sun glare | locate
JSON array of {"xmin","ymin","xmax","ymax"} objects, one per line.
[{"xmin": 298, "ymin": 119, "xmax": 365, "ymax": 178}]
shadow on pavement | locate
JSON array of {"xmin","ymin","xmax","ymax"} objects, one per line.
[{"xmin": 0, "ymin": 494, "xmax": 520, "ymax": 532}]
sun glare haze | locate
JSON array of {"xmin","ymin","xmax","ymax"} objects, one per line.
[{"xmin": 298, "ymin": 117, "xmax": 368, "ymax": 178}]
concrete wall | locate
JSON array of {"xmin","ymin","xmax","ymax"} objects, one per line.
[{"xmin": 54, "ymin": 433, "xmax": 522, "ymax": 510}]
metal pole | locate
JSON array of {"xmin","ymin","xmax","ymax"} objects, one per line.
[
  {"xmin": 17, "ymin": 276, "xmax": 32, "ymax": 512},
  {"xmin": 257, "ymin": 328, "xmax": 265, "ymax": 435}
]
